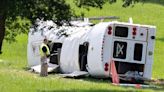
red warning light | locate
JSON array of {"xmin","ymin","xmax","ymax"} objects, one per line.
[
  {"xmin": 108, "ymin": 26, "xmax": 112, "ymax": 35},
  {"xmin": 133, "ymin": 31, "xmax": 136, "ymax": 35},
  {"xmin": 132, "ymin": 27, "xmax": 137, "ymax": 36},
  {"xmin": 133, "ymin": 27, "xmax": 137, "ymax": 31},
  {"xmin": 104, "ymin": 63, "xmax": 109, "ymax": 71}
]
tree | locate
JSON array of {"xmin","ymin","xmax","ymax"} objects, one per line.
[
  {"xmin": 75, "ymin": 0, "xmax": 144, "ymax": 8},
  {"xmin": 0, "ymin": 0, "xmax": 143, "ymax": 54},
  {"xmin": 0, "ymin": 0, "xmax": 73, "ymax": 54}
]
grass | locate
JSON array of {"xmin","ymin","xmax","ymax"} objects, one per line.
[{"xmin": 0, "ymin": 0, "xmax": 164, "ymax": 92}]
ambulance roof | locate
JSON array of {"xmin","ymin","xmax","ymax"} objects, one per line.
[{"xmin": 109, "ymin": 21, "xmax": 156, "ymax": 28}]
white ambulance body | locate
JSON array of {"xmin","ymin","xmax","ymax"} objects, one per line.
[
  {"xmin": 27, "ymin": 20, "xmax": 156, "ymax": 80},
  {"xmin": 87, "ymin": 22, "xmax": 156, "ymax": 79}
]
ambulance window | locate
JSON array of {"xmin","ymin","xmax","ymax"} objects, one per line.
[
  {"xmin": 113, "ymin": 41, "xmax": 127, "ymax": 59},
  {"xmin": 115, "ymin": 26, "xmax": 128, "ymax": 37},
  {"xmin": 79, "ymin": 42, "xmax": 89, "ymax": 71},
  {"xmin": 134, "ymin": 43, "xmax": 143, "ymax": 61},
  {"xmin": 49, "ymin": 43, "xmax": 62, "ymax": 64}
]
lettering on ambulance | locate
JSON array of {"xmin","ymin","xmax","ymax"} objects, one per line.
[
  {"xmin": 116, "ymin": 43, "xmax": 124, "ymax": 57},
  {"xmin": 113, "ymin": 41, "xmax": 127, "ymax": 59}
]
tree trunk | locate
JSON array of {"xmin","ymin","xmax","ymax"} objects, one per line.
[
  {"xmin": 0, "ymin": 0, "xmax": 7, "ymax": 54},
  {"xmin": 0, "ymin": 14, "xmax": 6, "ymax": 53}
]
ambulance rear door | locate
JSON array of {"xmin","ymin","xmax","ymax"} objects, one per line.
[{"xmin": 111, "ymin": 24, "xmax": 148, "ymax": 64}]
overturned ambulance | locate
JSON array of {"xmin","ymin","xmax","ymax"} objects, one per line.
[{"xmin": 27, "ymin": 18, "xmax": 156, "ymax": 80}]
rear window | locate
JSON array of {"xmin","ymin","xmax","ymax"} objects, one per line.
[
  {"xmin": 115, "ymin": 26, "xmax": 128, "ymax": 37},
  {"xmin": 134, "ymin": 43, "xmax": 143, "ymax": 61}
]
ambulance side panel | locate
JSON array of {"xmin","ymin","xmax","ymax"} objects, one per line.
[
  {"xmin": 87, "ymin": 23, "xmax": 109, "ymax": 77},
  {"xmin": 144, "ymin": 27, "xmax": 156, "ymax": 79},
  {"xmin": 102, "ymin": 24, "xmax": 114, "ymax": 77}
]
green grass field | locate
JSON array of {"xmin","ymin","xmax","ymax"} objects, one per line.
[{"xmin": 0, "ymin": 0, "xmax": 164, "ymax": 92}]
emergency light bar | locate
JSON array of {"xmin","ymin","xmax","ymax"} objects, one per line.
[{"xmin": 72, "ymin": 16, "xmax": 119, "ymax": 21}]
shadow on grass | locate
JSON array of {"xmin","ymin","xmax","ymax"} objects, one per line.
[
  {"xmin": 146, "ymin": 85, "xmax": 164, "ymax": 91},
  {"xmin": 61, "ymin": 76, "xmax": 164, "ymax": 91},
  {"xmin": 23, "ymin": 67, "xmax": 164, "ymax": 92},
  {"xmin": 81, "ymin": 77, "xmax": 111, "ymax": 83},
  {"xmin": 23, "ymin": 63, "xmax": 164, "ymax": 91},
  {"xmin": 38, "ymin": 89, "xmax": 127, "ymax": 92},
  {"xmin": 38, "ymin": 86, "xmax": 164, "ymax": 92},
  {"xmin": 23, "ymin": 66, "xmax": 31, "ymax": 71}
]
